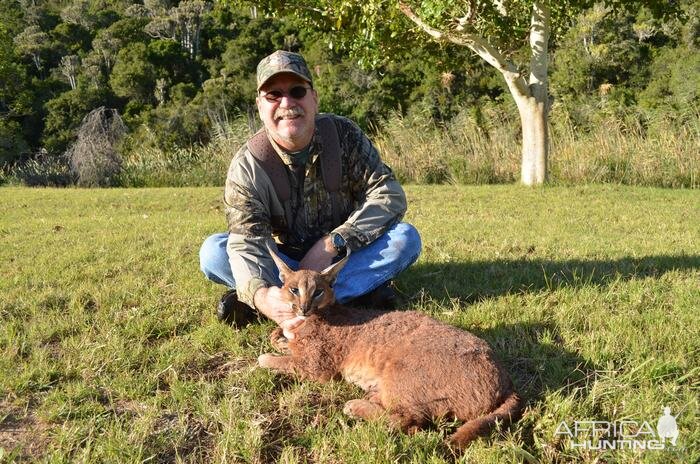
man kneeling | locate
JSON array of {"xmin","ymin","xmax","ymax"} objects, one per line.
[{"xmin": 199, "ymin": 50, "xmax": 421, "ymax": 332}]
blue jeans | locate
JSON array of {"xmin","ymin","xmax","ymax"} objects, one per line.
[{"xmin": 199, "ymin": 223, "xmax": 422, "ymax": 303}]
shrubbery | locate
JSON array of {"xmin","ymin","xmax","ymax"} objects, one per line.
[
  {"xmin": 0, "ymin": 0, "xmax": 697, "ymax": 188},
  {"xmin": 375, "ymin": 105, "xmax": 698, "ymax": 188}
]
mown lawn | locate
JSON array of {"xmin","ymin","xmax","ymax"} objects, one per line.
[{"xmin": 1, "ymin": 185, "xmax": 698, "ymax": 463}]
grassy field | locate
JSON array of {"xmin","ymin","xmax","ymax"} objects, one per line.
[{"xmin": 1, "ymin": 185, "xmax": 698, "ymax": 463}]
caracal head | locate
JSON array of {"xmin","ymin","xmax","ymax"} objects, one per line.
[{"xmin": 267, "ymin": 243, "xmax": 350, "ymax": 316}]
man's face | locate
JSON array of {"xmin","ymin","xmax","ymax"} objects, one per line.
[{"xmin": 256, "ymin": 73, "xmax": 319, "ymax": 152}]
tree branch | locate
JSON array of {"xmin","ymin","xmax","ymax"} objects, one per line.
[
  {"xmin": 528, "ymin": 0, "xmax": 549, "ymax": 94},
  {"xmin": 456, "ymin": 0, "xmax": 477, "ymax": 29},
  {"xmin": 397, "ymin": 2, "xmax": 529, "ymax": 97}
]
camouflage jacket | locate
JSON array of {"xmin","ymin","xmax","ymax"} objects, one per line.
[{"xmin": 224, "ymin": 113, "xmax": 407, "ymax": 307}]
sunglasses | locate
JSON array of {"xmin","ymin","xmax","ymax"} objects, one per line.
[{"xmin": 260, "ymin": 85, "xmax": 312, "ymax": 102}]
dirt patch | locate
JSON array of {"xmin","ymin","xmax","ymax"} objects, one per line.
[
  {"xmin": 156, "ymin": 353, "xmax": 254, "ymax": 392},
  {"xmin": 111, "ymin": 398, "xmax": 148, "ymax": 419},
  {"xmin": 181, "ymin": 353, "xmax": 254, "ymax": 382},
  {"xmin": 149, "ymin": 412, "xmax": 215, "ymax": 464},
  {"xmin": 0, "ymin": 401, "xmax": 51, "ymax": 461}
]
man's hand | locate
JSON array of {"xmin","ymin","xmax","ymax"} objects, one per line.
[
  {"xmin": 253, "ymin": 286, "xmax": 306, "ymax": 339},
  {"xmin": 299, "ymin": 235, "xmax": 336, "ymax": 271}
]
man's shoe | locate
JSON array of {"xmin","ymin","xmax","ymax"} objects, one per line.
[
  {"xmin": 348, "ymin": 281, "xmax": 398, "ymax": 310},
  {"xmin": 217, "ymin": 290, "xmax": 259, "ymax": 327}
]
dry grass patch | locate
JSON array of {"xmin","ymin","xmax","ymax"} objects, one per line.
[{"xmin": 0, "ymin": 400, "xmax": 52, "ymax": 461}]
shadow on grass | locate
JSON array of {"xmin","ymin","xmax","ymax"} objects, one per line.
[
  {"xmin": 401, "ymin": 254, "xmax": 700, "ymax": 303},
  {"xmin": 472, "ymin": 321, "xmax": 595, "ymax": 402},
  {"xmin": 472, "ymin": 320, "xmax": 597, "ymax": 455},
  {"xmin": 395, "ymin": 255, "xmax": 700, "ymax": 454}
]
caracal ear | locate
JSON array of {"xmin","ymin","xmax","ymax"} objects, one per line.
[
  {"xmin": 267, "ymin": 243, "xmax": 293, "ymax": 283},
  {"xmin": 320, "ymin": 252, "xmax": 350, "ymax": 287}
]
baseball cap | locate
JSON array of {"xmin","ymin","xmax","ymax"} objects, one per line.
[{"xmin": 256, "ymin": 50, "xmax": 313, "ymax": 91}]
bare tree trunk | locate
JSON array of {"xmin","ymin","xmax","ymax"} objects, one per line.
[
  {"xmin": 520, "ymin": 0, "xmax": 549, "ymax": 185},
  {"xmin": 60, "ymin": 55, "xmax": 81, "ymax": 91},
  {"xmin": 517, "ymin": 97, "xmax": 547, "ymax": 185},
  {"xmin": 399, "ymin": 0, "xmax": 551, "ymax": 186}
]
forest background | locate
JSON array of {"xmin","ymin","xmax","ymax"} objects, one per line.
[{"xmin": 0, "ymin": 0, "xmax": 698, "ymax": 188}]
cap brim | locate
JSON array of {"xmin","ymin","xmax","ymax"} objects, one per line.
[{"xmin": 257, "ymin": 71, "xmax": 313, "ymax": 91}]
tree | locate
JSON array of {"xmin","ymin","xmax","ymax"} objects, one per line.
[
  {"xmin": 60, "ymin": 0, "xmax": 97, "ymax": 30},
  {"xmin": 68, "ymin": 106, "xmax": 126, "ymax": 186},
  {"xmin": 640, "ymin": 46, "xmax": 700, "ymax": 123},
  {"xmin": 236, "ymin": 0, "xmax": 682, "ymax": 185},
  {"xmin": 14, "ymin": 25, "xmax": 49, "ymax": 72},
  {"xmin": 109, "ymin": 42, "xmax": 158, "ymax": 103},
  {"xmin": 92, "ymin": 31, "xmax": 121, "ymax": 70},
  {"xmin": 16, "ymin": 0, "xmax": 45, "ymax": 28},
  {"xmin": 148, "ymin": 39, "xmax": 198, "ymax": 85},
  {"xmin": 43, "ymin": 86, "xmax": 114, "ymax": 154},
  {"xmin": 144, "ymin": 0, "xmax": 213, "ymax": 60},
  {"xmin": 92, "ymin": 17, "xmax": 150, "ymax": 71},
  {"xmin": 0, "ymin": 22, "xmax": 29, "ymax": 116},
  {"xmin": 0, "ymin": 119, "xmax": 29, "ymax": 164},
  {"xmin": 172, "ymin": 0, "xmax": 212, "ymax": 59},
  {"xmin": 58, "ymin": 54, "xmax": 80, "ymax": 89},
  {"xmin": 50, "ymin": 22, "xmax": 93, "ymax": 56}
]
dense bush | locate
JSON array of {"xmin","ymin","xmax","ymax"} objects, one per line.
[
  {"xmin": 0, "ymin": 0, "xmax": 697, "ymax": 188},
  {"xmin": 0, "ymin": 120, "xmax": 29, "ymax": 165}
]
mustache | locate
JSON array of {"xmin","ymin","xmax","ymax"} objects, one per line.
[{"xmin": 274, "ymin": 107, "xmax": 305, "ymax": 120}]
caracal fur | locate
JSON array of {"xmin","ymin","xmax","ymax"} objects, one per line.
[{"xmin": 258, "ymin": 247, "xmax": 522, "ymax": 449}]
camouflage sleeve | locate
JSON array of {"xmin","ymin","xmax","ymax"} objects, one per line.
[
  {"xmin": 224, "ymin": 147, "xmax": 271, "ymax": 238},
  {"xmin": 223, "ymin": 148, "xmax": 279, "ymax": 307},
  {"xmin": 331, "ymin": 116, "xmax": 407, "ymax": 251}
]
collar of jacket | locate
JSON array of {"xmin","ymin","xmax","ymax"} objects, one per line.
[{"xmin": 264, "ymin": 127, "xmax": 320, "ymax": 167}]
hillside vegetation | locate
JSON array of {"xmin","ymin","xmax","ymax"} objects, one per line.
[{"xmin": 0, "ymin": 0, "xmax": 698, "ymax": 187}]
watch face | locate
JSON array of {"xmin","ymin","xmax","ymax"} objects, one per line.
[{"xmin": 332, "ymin": 233, "xmax": 346, "ymax": 250}]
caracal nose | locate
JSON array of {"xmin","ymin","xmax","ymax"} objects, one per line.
[{"xmin": 300, "ymin": 304, "xmax": 313, "ymax": 315}]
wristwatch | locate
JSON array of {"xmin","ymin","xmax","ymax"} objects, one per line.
[{"xmin": 330, "ymin": 232, "xmax": 347, "ymax": 256}]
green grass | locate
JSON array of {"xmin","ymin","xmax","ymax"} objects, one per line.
[{"xmin": 1, "ymin": 185, "xmax": 698, "ymax": 463}]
